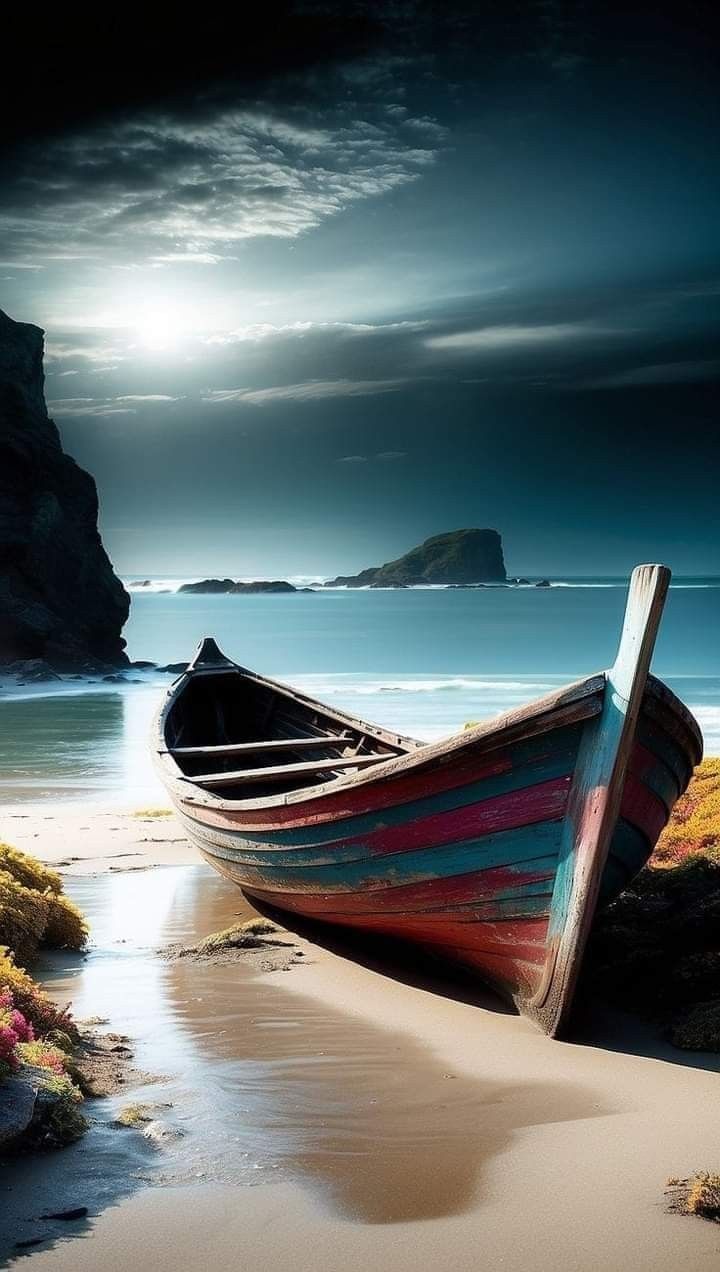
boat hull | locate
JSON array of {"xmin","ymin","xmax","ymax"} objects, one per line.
[{"xmin": 168, "ymin": 680, "xmax": 698, "ymax": 1022}]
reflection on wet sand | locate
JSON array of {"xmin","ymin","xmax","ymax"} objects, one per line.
[
  {"xmin": 162, "ymin": 871, "xmax": 611, "ymax": 1225},
  {"xmin": 1, "ymin": 867, "xmax": 612, "ymax": 1260}
]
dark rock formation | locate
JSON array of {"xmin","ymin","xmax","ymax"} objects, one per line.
[
  {"xmin": 535, "ymin": 579, "xmax": 551, "ymax": 588},
  {"xmin": 179, "ymin": 578, "xmax": 298, "ymax": 594},
  {"xmin": 0, "ymin": 310, "xmax": 129, "ymax": 667},
  {"xmin": 325, "ymin": 529, "xmax": 507, "ymax": 587}
]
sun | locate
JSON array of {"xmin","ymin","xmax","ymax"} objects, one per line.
[{"xmin": 134, "ymin": 304, "xmax": 190, "ymax": 352}]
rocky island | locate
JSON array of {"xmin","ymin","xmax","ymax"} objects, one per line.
[
  {"xmin": 178, "ymin": 579, "xmax": 302, "ymax": 594},
  {"xmin": 0, "ymin": 310, "xmax": 129, "ymax": 669},
  {"xmin": 324, "ymin": 528, "xmax": 507, "ymax": 587}
]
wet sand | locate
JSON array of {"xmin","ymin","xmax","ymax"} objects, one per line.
[{"xmin": 1, "ymin": 806, "xmax": 720, "ymax": 1270}]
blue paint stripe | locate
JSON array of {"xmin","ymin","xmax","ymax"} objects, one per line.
[
  {"xmin": 179, "ymin": 774, "xmax": 566, "ymax": 869},
  {"xmin": 196, "ymin": 819, "xmax": 562, "ymax": 893},
  {"xmin": 600, "ymin": 819, "xmax": 651, "ymax": 904},
  {"xmin": 636, "ymin": 716, "xmax": 691, "ymax": 789}
]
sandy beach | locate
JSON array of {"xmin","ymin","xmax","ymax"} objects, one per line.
[{"xmin": 0, "ymin": 802, "xmax": 719, "ymax": 1271}]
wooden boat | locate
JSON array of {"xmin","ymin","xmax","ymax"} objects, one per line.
[{"xmin": 154, "ymin": 565, "xmax": 702, "ymax": 1036}]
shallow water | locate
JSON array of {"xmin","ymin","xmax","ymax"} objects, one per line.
[
  {"xmin": 0, "ymin": 583, "xmax": 718, "ymax": 805},
  {"xmin": 0, "ymin": 867, "xmax": 609, "ymax": 1254}
]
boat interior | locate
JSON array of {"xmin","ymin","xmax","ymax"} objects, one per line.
[{"xmin": 162, "ymin": 667, "xmax": 417, "ymax": 798}]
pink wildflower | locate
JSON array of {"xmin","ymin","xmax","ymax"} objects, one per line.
[
  {"xmin": 0, "ymin": 1023, "xmax": 19, "ymax": 1070},
  {"xmin": 10, "ymin": 1009, "xmax": 34, "ymax": 1043}
]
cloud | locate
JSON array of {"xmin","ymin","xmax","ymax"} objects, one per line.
[
  {"xmin": 0, "ymin": 104, "xmax": 447, "ymax": 268},
  {"xmin": 425, "ymin": 323, "xmax": 609, "ymax": 352},
  {"xmin": 580, "ymin": 359, "xmax": 720, "ymax": 389},
  {"xmin": 337, "ymin": 450, "xmax": 406, "ymax": 464},
  {"xmin": 205, "ymin": 319, "xmax": 427, "ymax": 345},
  {"xmin": 48, "ymin": 394, "xmax": 179, "ymax": 417},
  {"xmin": 203, "ymin": 379, "xmax": 405, "ymax": 405}
]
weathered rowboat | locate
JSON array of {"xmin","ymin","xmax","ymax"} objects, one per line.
[{"xmin": 154, "ymin": 565, "xmax": 702, "ymax": 1036}]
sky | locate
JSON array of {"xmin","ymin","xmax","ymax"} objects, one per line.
[{"xmin": 1, "ymin": 2, "xmax": 718, "ymax": 578}]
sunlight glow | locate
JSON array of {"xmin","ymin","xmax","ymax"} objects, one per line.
[{"xmin": 134, "ymin": 304, "xmax": 193, "ymax": 352}]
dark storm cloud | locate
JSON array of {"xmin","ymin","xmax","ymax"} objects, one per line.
[{"xmin": 0, "ymin": 104, "xmax": 446, "ymax": 268}]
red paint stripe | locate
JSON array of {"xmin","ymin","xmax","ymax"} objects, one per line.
[
  {"xmin": 427, "ymin": 945, "xmax": 541, "ymax": 994},
  {"xmin": 311, "ymin": 913, "xmax": 550, "ymax": 962},
  {"xmin": 620, "ymin": 772, "xmax": 668, "ymax": 843},
  {"xmin": 237, "ymin": 861, "xmax": 555, "ymax": 915},
  {"xmin": 181, "ymin": 746, "xmax": 516, "ymax": 831},
  {"xmin": 337, "ymin": 775, "xmax": 570, "ymax": 860}
]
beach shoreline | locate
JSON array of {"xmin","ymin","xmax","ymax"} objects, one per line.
[{"xmin": 1, "ymin": 802, "xmax": 720, "ymax": 1268}]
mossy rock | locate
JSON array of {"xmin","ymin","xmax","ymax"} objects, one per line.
[
  {"xmin": 193, "ymin": 918, "xmax": 279, "ymax": 954},
  {"xmin": 9, "ymin": 1068, "xmax": 87, "ymax": 1152},
  {"xmin": 114, "ymin": 1102, "xmax": 155, "ymax": 1128}
]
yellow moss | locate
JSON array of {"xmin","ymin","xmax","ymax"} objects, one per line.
[
  {"xmin": 654, "ymin": 759, "xmax": 720, "ymax": 866},
  {"xmin": 16, "ymin": 1040, "xmax": 67, "ymax": 1072},
  {"xmin": 0, "ymin": 843, "xmax": 62, "ymax": 895},
  {"xmin": 0, "ymin": 870, "xmax": 51, "ymax": 964},
  {"xmin": 43, "ymin": 892, "xmax": 88, "ymax": 950},
  {"xmin": 192, "ymin": 924, "xmax": 265, "ymax": 954},
  {"xmin": 115, "ymin": 1102, "xmax": 154, "ymax": 1127},
  {"xmin": 0, "ymin": 842, "xmax": 87, "ymax": 963},
  {"xmin": 239, "ymin": 918, "xmax": 279, "ymax": 936},
  {"xmin": 684, "ymin": 1173, "xmax": 720, "ymax": 1220}
]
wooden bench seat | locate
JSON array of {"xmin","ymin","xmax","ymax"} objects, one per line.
[
  {"xmin": 168, "ymin": 735, "xmax": 356, "ymax": 758},
  {"xmin": 179, "ymin": 753, "xmax": 389, "ymax": 788}
]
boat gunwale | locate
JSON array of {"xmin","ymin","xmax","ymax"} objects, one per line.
[
  {"xmin": 155, "ymin": 657, "xmax": 701, "ymax": 820},
  {"xmin": 155, "ymin": 666, "xmax": 609, "ymax": 812}
]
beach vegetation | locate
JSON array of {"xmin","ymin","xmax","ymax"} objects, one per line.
[
  {"xmin": 16, "ymin": 1039, "xmax": 67, "ymax": 1074},
  {"xmin": 131, "ymin": 807, "xmax": 172, "ymax": 818},
  {"xmin": 239, "ymin": 917, "xmax": 279, "ymax": 936},
  {"xmin": 0, "ymin": 948, "xmax": 74, "ymax": 1037},
  {"xmin": 653, "ymin": 759, "xmax": 720, "ymax": 866},
  {"xmin": 190, "ymin": 923, "xmax": 267, "ymax": 954},
  {"xmin": 22, "ymin": 1072, "xmax": 88, "ymax": 1150},
  {"xmin": 0, "ymin": 844, "xmax": 62, "ymax": 894},
  {"xmin": 685, "ymin": 1173, "xmax": 720, "ymax": 1220},
  {"xmin": 114, "ymin": 1102, "xmax": 155, "ymax": 1127},
  {"xmin": 583, "ymin": 760, "xmax": 720, "ymax": 1049},
  {"xmin": 672, "ymin": 1173, "xmax": 720, "ymax": 1221},
  {"xmin": 0, "ymin": 842, "xmax": 88, "ymax": 963}
]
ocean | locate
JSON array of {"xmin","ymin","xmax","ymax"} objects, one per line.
[{"xmin": 1, "ymin": 577, "xmax": 718, "ymax": 805}]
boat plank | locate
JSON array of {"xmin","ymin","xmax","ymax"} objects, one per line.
[
  {"xmin": 169, "ymin": 735, "xmax": 360, "ymax": 757},
  {"xmin": 183, "ymin": 753, "xmax": 389, "ymax": 788}
]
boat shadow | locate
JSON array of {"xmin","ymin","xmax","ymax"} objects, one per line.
[
  {"xmin": 249, "ymin": 893, "xmax": 720, "ymax": 1075},
  {"xmin": 568, "ymin": 995, "xmax": 720, "ymax": 1074},
  {"xmin": 244, "ymin": 892, "xmax": 517, "ymax": 1017}
]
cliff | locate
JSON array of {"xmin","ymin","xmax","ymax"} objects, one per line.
[
  {"xmin": 325, "ymin": 529, "xmax": 507, "ymax": 587},
  {"xmin": 0, "ymin": 310, "xmax": 129, "ymax": 668}
]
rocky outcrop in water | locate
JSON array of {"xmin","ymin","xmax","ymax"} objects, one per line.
[
  {"xmin": 179, "ymin": 579, "xmax": 298, "ymax": 594},
  {"xmin": 0, "ymin": 310, "xmax": 129, "ymax": 668},
  {"xmin": 325, "ymin": 529, "xmax": 507, "ymax": 587}
]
